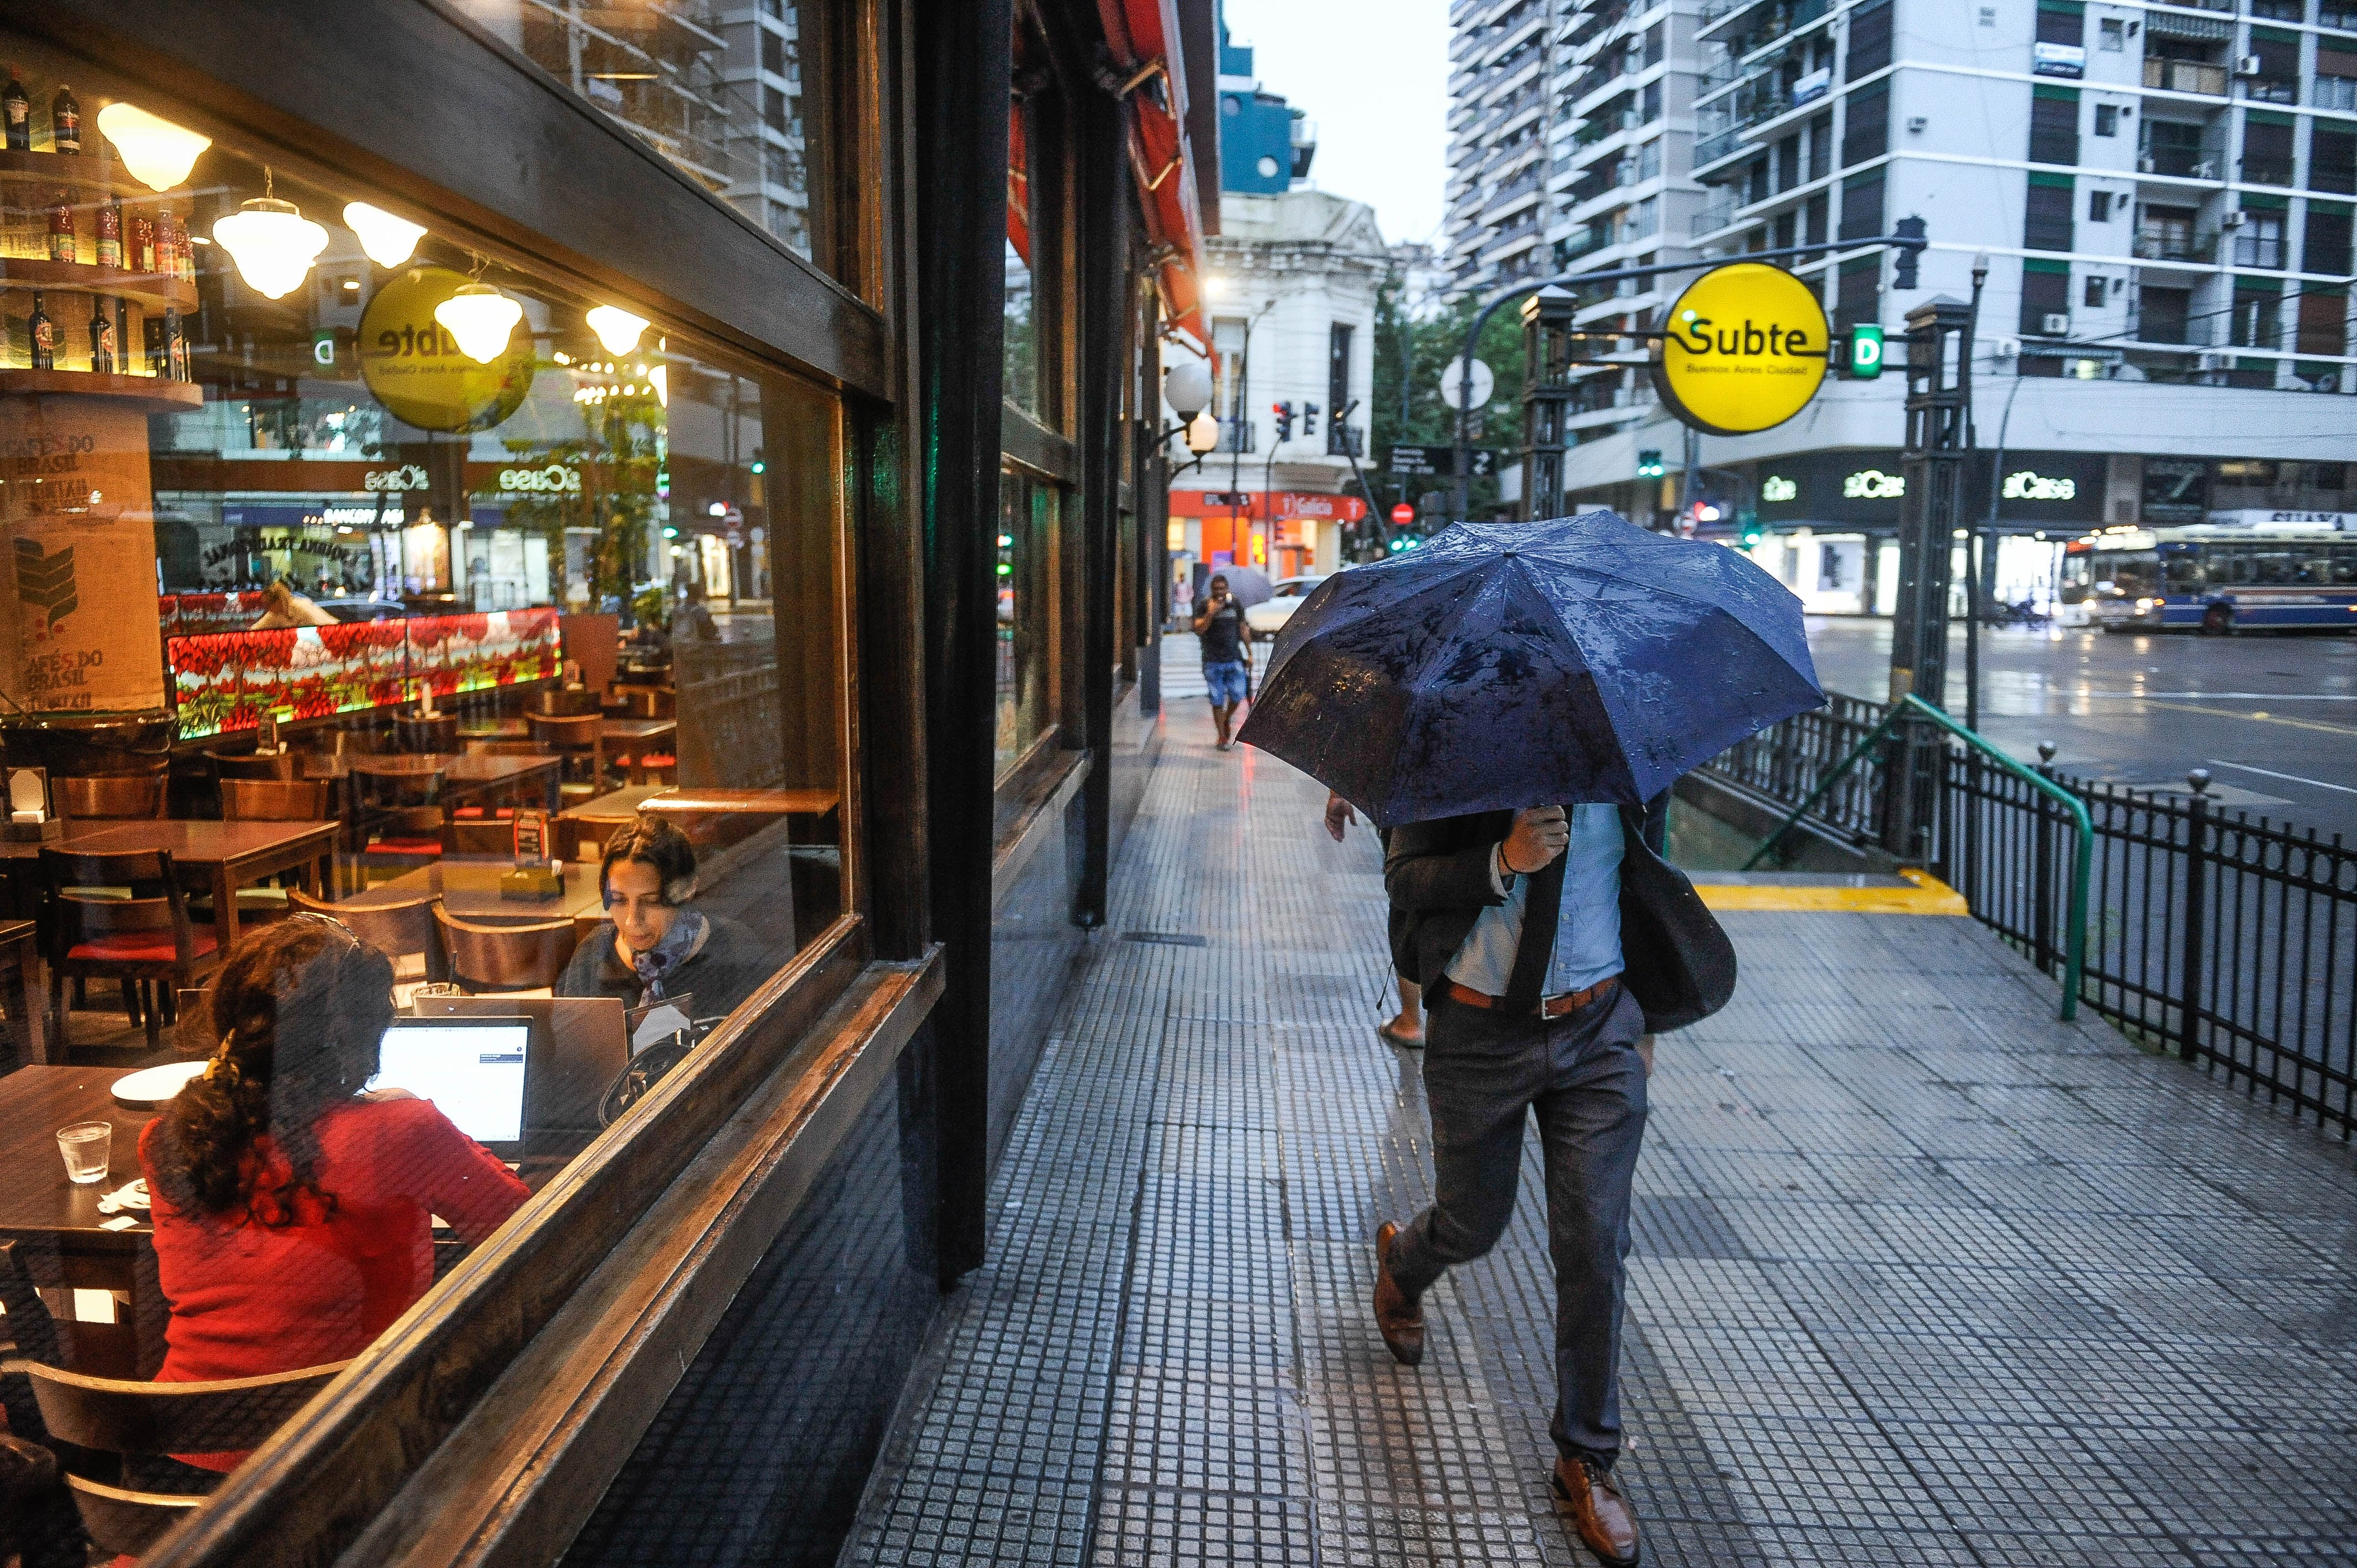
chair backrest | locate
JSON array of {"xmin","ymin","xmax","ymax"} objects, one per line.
[
  {"xmin": 55, "ymin": 774, "xmax": 166, "ymax": 821},
  {"xmin": 443, "ymin": 817, "xmax": 514, "ymax": 857},
  {"xmin": 0, "ymin": 1237, "xmax": 63, "ymax": 1442},
  {"xmin": 286, "ymin": 888, "xmax": 449, "ymax": 984},
  {"xmin": 618, "ymin": 685, "xmax": 676, "ymax": 719},
  {"xmin": 38, "ymin": 848, "xmax": 197, "ymax": 963},
  {"xmin": 533, "ymin": 688, "xmax": 601, "ymax": 717},
  {"xmin": 26, "ymin": 1359, "xmax": 349, "ymax": 1554},
  {"xmin": 433, "ymin": 905, "xmax": 579, "ymax": 992},
  {"xmin": 527, "ymin": 713, "xmax": 601, "ymax": 752},
  {"xmin": 213, "ymin": 751, "xmax": 296, "ymax": 783},
  {"xmin": 394, "ymin": 713, "xmax": 460, "ymax": 752},
  {"xmin": 219, "ymin": 778, "xmax": 331, "ymax": 822},
  {"xmin": 350, "ymin": 762, "xmax": 444, "ymax": 810}
]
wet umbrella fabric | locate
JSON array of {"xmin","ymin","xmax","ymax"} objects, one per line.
[
  {"xmin": 1236, "ymin": 512, "xmax": 1823, "ymax": 827},
  {"xmin": 1208, "ymin": 564, "xmax": 1272, "ymax": 607}
]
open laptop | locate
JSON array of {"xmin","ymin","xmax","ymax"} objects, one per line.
[
  {"xmin": 408, "ymin": 996, "xmax": 630, "ymax": 1133},
  {"xmin": 372, "ymin": 1018, "xmax": 531, "ymax": 1157}
]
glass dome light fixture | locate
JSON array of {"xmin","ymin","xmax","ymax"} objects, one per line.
[
  {"xmin": 212, "ymin": 178, "xmax": 330, "ymax": 300},
  {"xmin": 343, "ymin": 202, "xmax": 426, "ymax": 268},
  {"xmin": 97, "ymin": 102, "xmax": 210, "ymax": 192},
  {"xmin": 585, "ymin": 305, "xmax": 650, "ymax": 355},
  {"xmin": 436, "ymin": 281, "xmax": 524, "ymax": 363}
]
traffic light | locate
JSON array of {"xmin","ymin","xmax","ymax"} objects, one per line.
[
  {"xmin": 1891, "ymin": 215, "xmax": 1926, "ymax": 290},
  {"xmin": 1303, "ymin": 401, "xmax": 1319, "ymax": 437},
  {"xmin": 1273, "ymin": 400, "xmax": 1294, "ymax": 441},
  {"xmin": 1740, "ymin": 517, "xmax": 1764, "ymax": 548},
  {"xmin": 1636, "ymin": 448, "xmax": 1665, "ymax": 479},
  {"xmin": 1843, "ymin": 323, "xmax": 1885, "ymax": 380}
]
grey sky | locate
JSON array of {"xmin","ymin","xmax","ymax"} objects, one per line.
[{"xmin": 1221, "ymin": 0, "xmax": 1450, "ymax": 247}]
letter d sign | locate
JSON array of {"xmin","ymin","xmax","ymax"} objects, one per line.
[{"xmin": 1844, "ymin": 323, "xmax": 1884, "ymax": 380}]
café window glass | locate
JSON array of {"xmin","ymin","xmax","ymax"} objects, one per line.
[
  {"xmin": 460, "ymin": 0, "xmax": 823, "ymax": 264},
  {"xmin": 0, "ymin": 30, "xmax": 850, "ymax": 1432},
  {"xmin": 996, "ymin": 467, "xmax": 1056, "ymax": 774}
]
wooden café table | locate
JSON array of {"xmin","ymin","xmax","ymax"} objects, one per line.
[
  {"xmin": 0, "ymin": 1064, "xmax": 168, "ymax": 1376},
  {"xmin": 0, "ymin": 819, "xmax": 337, "ymax": 960},
  {"xmin": 555, "ymin": 785, "xmax": 841, "ymax": 862},
  {"xmin": 344, "ymin": 857, "xmax": 608, "ymax": 941}
]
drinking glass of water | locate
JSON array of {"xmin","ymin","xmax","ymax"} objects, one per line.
[{"xmin": 57, "ymin": 1121, "xmax": 112, "ymax": 1185}]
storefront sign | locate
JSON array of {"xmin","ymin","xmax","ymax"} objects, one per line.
[
  {"xmin": 359, "ymin": 266, "xmax": 537, "ymax": 434},
  {"xmin": 2205, "ymin": 509, "xmax": 2354, "ymax": 530},
  {"xmin": 497, "ymin": 463, "xmax": 581, "ymax": 494},
  {"xmin": 1168, "ymin": 489, "xmax": 1367, "ymax": 521},
  {"xmin": 364, "ymin": 463, "xmax": 431, "ymax": 491},
  {"xmin": 2001, "ymin": 469, "xmax": 2077, "ymax": 502},
  {"xmin": 2033, "ymin": 42, "xmax": 2086, "ymax": 78},
  {"xmin": 1843, "ymin": 467, "xmax": 1906, "ymax": 500},
  {"xmin": 0, "ymin": 403, "xmax": 167, "ymax": 714},
  {"xmin": 1760, "ymin": 474, "xmax": 1798, "ymax": 503},
  {"xmin": 2140, "ymin": 457, "xmax": 2209, "ymax": 525},
  {"xmin": 1651, "ymin": 262, "xmax": 1830, "ymax": 436}
]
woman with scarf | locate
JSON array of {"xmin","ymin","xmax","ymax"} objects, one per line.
[{"xmin": 557, "ymin": 816, "xmax": 768, "ymax": 1018}]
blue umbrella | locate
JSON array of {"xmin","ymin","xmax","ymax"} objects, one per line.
[{"xmin": 1236, "ymin": 512, "xmax": 1823, "ymax": 826}]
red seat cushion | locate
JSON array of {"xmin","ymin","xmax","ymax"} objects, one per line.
[
  {"xmin": 367, "ymin": 838, "xmax": 444, "ymax": 856},
  {"xmin": 69, "ymin": 930, "xmax": 219, "ymax": 964},
  {"xmin": 451, "ymin": 806, "xmax": 485, "ymax": 819},
  {"xmin": 640, "ymin": 753, "xmax": 676, "ymax": 767}
]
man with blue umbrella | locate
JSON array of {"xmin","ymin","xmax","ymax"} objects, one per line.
[{"xmin": 1238, "ymin": 512, "xmax": 1821, "ymax": 1566}]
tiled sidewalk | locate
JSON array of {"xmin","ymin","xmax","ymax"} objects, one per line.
[{"xmin": 844, "ymin": 708, "xmax": 2357, "ymax": 1566}]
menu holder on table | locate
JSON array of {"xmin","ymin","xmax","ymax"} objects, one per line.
[
  {"xmin": 3, "ymin": 766, "xmax": 63, "ymax": 842},
  {"xmin": 500, "ymin": 807, "xmax": 564, "ymax": 900}
]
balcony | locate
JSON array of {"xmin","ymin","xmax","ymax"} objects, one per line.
[
  {"xmin": 2137, "ymin": 146, "xmax": 2215, "ymax": 179},
  {"xmin": 2133, "ymin": 231, "xmax": 2216, "ymax": 264},
  {"xmin": 2239, "ymin": 157, "xmax": 2293, "ymax": 188},
  {"xmin": 2144, "ymin": 58, "xmax": 2228, "ymax": 97}
]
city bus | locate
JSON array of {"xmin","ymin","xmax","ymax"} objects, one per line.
[{"xmin": 2061, "ymin": 525, "xmax": 2357, "ymax": 634}]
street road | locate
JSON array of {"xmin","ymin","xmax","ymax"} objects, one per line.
[{"xmin": 1804, "ymin": 618, "xmax": 2357, "ymax": 840}]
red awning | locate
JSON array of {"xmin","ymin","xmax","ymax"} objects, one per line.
[
  {"xmin": 1007, "ymin": 109, "xmax": 1032, "ymax": 266},
  {"xmin": 1096, "ymin": 0, "xmax": 1211, "ymax": 356}
]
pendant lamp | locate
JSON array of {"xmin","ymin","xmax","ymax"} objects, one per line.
[
  {"xmin": 585, "ymin": 305, "xmax": 649, "ymax": 355},
  {"xmin": 96, "ymin": 102, "xmax": 210, "ymax": 192},
  {"xmin": 344, "ymin": 203, "xmax": 427, "ymax": 268},
  {"xmin": 436, "ymin": 282, "xmax": 523, "ymax": 363},
  {"xmin": 213, "ymin": 195, "xmax": 330, "ymax": 300}
]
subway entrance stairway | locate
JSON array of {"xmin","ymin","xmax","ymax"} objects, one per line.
[{"xmin": 843, "ymin": 693, "xmax": 2357, "ymax": 1565}]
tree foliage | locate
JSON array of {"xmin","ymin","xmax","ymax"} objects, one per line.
[{"xmin": 1369, "ymin": 281, "xmax": 1529, "ymax": 529}]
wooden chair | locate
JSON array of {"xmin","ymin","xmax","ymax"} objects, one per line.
[
  {"xmin": 213, "ymin": 751, "xmax": 296, "ymax": 783},
  {"xmin": 442, "ymin": 817, "xmax": 515, "ymax": 857},
  {"xmin": 533, "ymin": 688, "xmax": 601, "ymax": 717},
  {"xmin": 23, "ymin": 1358, "xmax": 350, "ymax": 1556},
  {"xmin": 54, "ymin": 774, "xmax": 166, "ymax": 821},
  {"xmin": 213, "ymin": 779, "xmax": 333, "ymax": 921},
  {"xmin": 527, "ymin": 714, "xmax": 603, "ymax": 779},
  {"xmin": 394, "ymin": 712, "xmax": 459, "ymax": 752},
  {"xmin": 348, "ymin": 762, "xmax": 445, "ymax": 876},
  {"xmin": 434, "ymin": 906, "xmax": 578, "ymax": 993},
  {"xmin": 1, "ymin": 1238, "xmax": 63, "ymax": 1440},
  {"xmin": 616, "ymin": 685, "xmax": 676, "ymax": 719},
  {"xmin": 285, "ymin": 888, "xmax": 448, "ymax": 988},
  {"xmin": 38, "ymin": 848, "xmax": 218, "ymax": 1051}
]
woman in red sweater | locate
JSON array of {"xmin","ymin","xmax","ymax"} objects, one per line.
[{"xmin": 140, "ymin": 915, "xmax": 529, "ymax": 1469}]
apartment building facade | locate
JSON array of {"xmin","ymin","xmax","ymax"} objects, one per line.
[{"xmin": 1556, "ymin": 0, "xmax": 2357, "ymax": 610}]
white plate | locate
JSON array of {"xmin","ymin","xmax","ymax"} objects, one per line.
[{"xmin": 111, "ymin": 1060, "xmax": 207, "ymax": 1108}]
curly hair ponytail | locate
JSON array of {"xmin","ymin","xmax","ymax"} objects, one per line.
[{"xmin": 150, "ymin": 915, "xmax": 397, "ymax": 1225}]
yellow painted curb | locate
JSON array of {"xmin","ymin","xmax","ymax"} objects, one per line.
[{"xmin": 1690, "ymin": 869, "xmax": 1969, "ymax": 916}]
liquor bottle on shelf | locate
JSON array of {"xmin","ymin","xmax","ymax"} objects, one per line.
[
  {"xmin": 173, "ymin": 213, "xmax": 194, "ymax": 282},
  {"xmin": 96, "ymin": 192, "xmax": 121, "ymax": 269},
  {"xmin": 142, "ymin": 313, "xmax": 162, "ymax": 376},
  {"xmin": 130, "ymin": 210, "xmax": 154, "ymax": 274},
  {"xmin": 45, "ymin": 189, "xmax": 73, "ymax": 262},
  {"xmin": 114, "ymin": 295, "xmax": 127, "ymax": 370},
  {"xmin": 88, "ymin": 296, "xmax": 114, "ymax": 373},
  {"xmin": 49, "ymin": 85, "xmax": 78, "ymax": 154},
  {"xmin": 163, "ymin": 306, "xmax": 186, "ymax": 380},
  {"xmin": 2, "ymin": 68, "xmax": 27, "ymax": 152},
  {"xmin": 28, "ymin": 292, "xmax": 55, "ymax": 370}
]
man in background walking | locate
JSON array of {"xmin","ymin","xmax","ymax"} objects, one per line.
[{"xmin": 1192, "ymin": 572, "xmax": 1252, "ymax": 751}]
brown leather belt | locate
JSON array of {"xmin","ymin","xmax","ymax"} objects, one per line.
[{"xmin": 1437, "ymin": 973, "xmax": 1619, "ymax": 1018}]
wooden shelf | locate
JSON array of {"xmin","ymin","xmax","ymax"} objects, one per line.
[
  {"xmin": 0, "ymin": 256, "xmax": 195, "ymax": 312},
  {"xmin": 0, "ymin": 147, "xmax": 164, "ymax": 200},
  {"xmin": 0, "ymin": 369, "xmax": 202, "ymax": 409}
]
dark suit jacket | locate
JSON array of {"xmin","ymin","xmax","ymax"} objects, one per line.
[{"xmin": 1383, "ymin": 798, "xmax": 1737, "ymax": 1034}]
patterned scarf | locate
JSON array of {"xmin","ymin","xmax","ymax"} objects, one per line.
[{"xmin": 627, "ymin": 909, "xmax": 709, "ymax": 1000}]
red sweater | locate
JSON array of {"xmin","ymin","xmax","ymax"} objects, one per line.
[{"xmin": 139, "ymin": 1097, "xmax": 529, "ymax": 1468}]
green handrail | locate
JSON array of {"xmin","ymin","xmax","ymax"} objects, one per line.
[{"xmin": 1741, "ymin": 694, "xmax": 2093, "ymax": 1021}]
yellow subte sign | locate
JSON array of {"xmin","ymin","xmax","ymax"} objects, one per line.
[{"xmin": 1650, "ymin": 262, "xmax": 1830, "ymax": 436}]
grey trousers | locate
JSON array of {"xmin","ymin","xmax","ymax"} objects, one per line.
[{"xmin": 1387, "ymin": 981, "xmax": 1649, "ymax": 1469}]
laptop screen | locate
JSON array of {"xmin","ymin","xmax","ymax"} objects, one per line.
[{"xmin": 372, "ymin": 1020, "xmax": 529, "ymax": 1146}]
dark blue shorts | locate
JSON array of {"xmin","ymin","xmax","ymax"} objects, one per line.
[{"xmin": 1205, "ymin": 660, "xmax": 1249, "ymax": 706}]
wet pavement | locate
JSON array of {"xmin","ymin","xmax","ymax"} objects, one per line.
[
  {"xmin": 1805, "ymin": 618, "xmax": 2357, "ymax": 839},
  {"xmin": 844, "ymin": 647, "xmax": 2357, "ymax": 1566}
]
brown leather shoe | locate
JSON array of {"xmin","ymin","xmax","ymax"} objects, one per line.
[
  {"xmin": 1553, "ymin": 1456, "xmax": 1640, "ymax": 1566},
  {"xmin": 1372, "ymin": 1221, "xmax": 1424, "ymax": 1366}
]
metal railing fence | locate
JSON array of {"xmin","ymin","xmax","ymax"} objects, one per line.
[{"xmin": 1701, "ymin": 698, "xmax": 2357, "ymax": 1139}]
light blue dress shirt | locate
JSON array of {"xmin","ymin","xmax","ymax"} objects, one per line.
[{"xmin": 1443, "ymin": 803, "xmax": 1626, "ymax": 999}]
